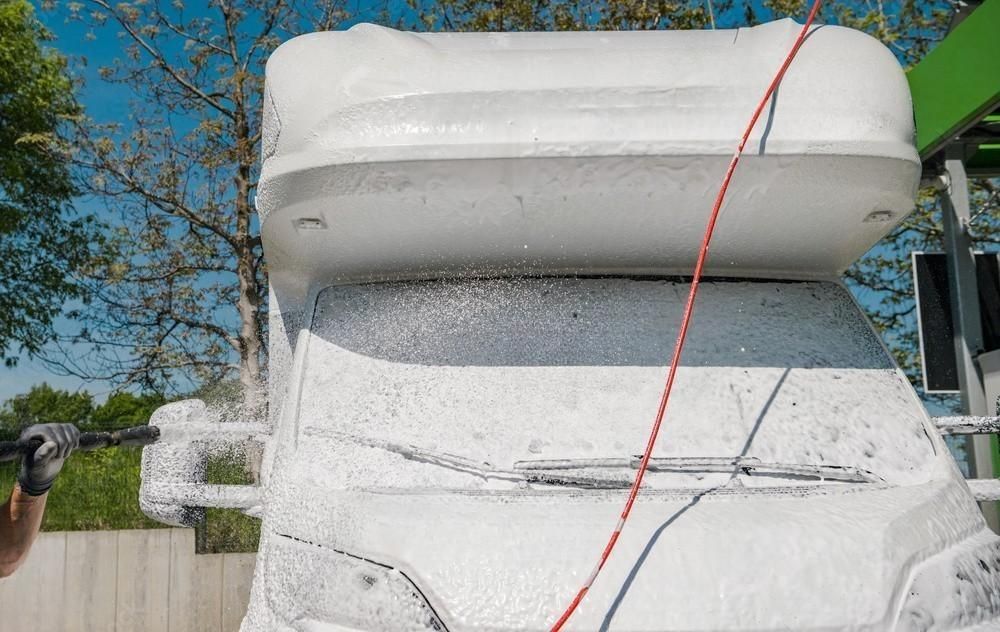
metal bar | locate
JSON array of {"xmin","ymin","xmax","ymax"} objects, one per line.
[
  {"xmin": 935, "ymin": 416, "xmax": 1000, "ymax": 435},
  {"xmin": 139, "ymin": 483, "xmax": 261, "ymax": 509},
  {"xmin": 155, "ymin": 422, "xmax": 271, "ymax": 443},
  {"xmin": 968, "ymin": 479, "xmax": 1000, "ymax": 502},
  {"xmin": 943, "ymin": 152, "xmax": 988, "ymax": 412},
  {"xmin": 942, "ymin": 150, "xmax": 1000, "ymax": 531}
]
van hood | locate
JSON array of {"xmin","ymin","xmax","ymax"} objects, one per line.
[{"xmin": 264, "ymin": 476, "xmax": 982, "ymax": 631}]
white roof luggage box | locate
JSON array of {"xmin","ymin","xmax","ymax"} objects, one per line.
[{"xmin": 257, "ymin": 19, "xmax": 920, "ymax": 295}]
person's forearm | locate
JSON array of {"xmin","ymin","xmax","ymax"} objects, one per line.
[{"xmin": 0, "ymin": 485, "xmax": 46, "ymax": 578}]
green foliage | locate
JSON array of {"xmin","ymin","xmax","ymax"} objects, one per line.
[
  {"xmin": 0, "ymin": 383, "xmax": 166, "ymax": 437},
  {"xmin": 407, "ymin": 0, "xmax": 951, "ymax": 36},
  {"xmin": 0, "ymin": 384, "xmax": 259, "ymax": 551},
  {"xmin": 0, "ymin": 448, "xmax": 161, "ymax": 531},
  {"xmin": 89, "ymin": 391, "xmax": 165, "ymax": 431},
  {"xmin": 0, "ymin": 0, "xmax": 96, "ymax": 366},
  {"xmin": 200, "ymin": 506, "xmax": 260, "ymax": 553},
  {"xmin": 822, "ymin": 0, "xmax": 954, "ymax": 67},
  {"xmin": 0, "ymin": 383, "xmax": 159, "ymax": 530},
  {"xmin": 202, "ymin": 448, "xmax": 261, "ymax": 553},
  {"xmin": 0, "ymin": 383, "xmax": 94, "ymax": 439},
  {"xmin": 0, "ymin": 448, "xmax": 260, "ymax": 549},
  {"xmin": 409, "ymin": 0, "xmax": 726, "ymax": 30}
]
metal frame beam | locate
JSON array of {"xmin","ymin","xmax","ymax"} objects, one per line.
[
  {"xmin": 942, "ymin": 148, "xmax": 1000, "ymax": 531},
  {"xmin": 907, "ymin": 0, "xmax": 1000, "ymax": 166}
]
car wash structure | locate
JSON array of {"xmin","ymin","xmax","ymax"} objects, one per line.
[{"xmin": 908, "ymin": 0, "xmax": 1000, "ymax": 530}]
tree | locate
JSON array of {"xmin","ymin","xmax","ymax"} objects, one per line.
[
  {"xmin": 407, "ymin": 0, "xmax": 953, "ymax": 35},
  {"xmin": 0, "ymin": 0, "xmax": 94, "ymax": 367},
  {"xmin": 0, "ymin": 383, "xmax": 94, "ymax": 439},
  {"xmin": 89, "ymin": 391, "xmax": 165, "ymax": 430},
  {"xmin": 409, "ymin": 0, "xmax": 725, "ymax": 30},
  {"xmin": 0, "ymin": 382, "xmax": 164, "ymax": 440},
  {"xmin": 52, "ymin": 0, "xmax": 354, "ymax": 400}
]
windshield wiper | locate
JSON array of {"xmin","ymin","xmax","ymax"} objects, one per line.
[
  {"xmin": 303, "ymin": 428, "xmax": 881, "ymax": 487},
  {"xmin": 393, "ymin": 442, "xmax": 632, "ymax": 489},
  {"xmin": 513, "ymin": 456, "xmax": 884, "ymax": 484},
  {"xmin": 306, "ymin": 430, "xmax": 632, "ymax": 489},
  {"xmin": 388, "ymin": 442, "xmax": 633, "ymax": 489}
]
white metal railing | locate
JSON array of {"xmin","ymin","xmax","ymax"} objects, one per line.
[
  {"xmin": 934, "ymin": 416, "xmax": 1000, "ymax": 435},
  {"xmin": 934, "ymin": 416, "xmax": 1000, "ymax": 502}
]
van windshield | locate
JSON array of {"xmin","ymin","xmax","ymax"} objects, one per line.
[{"xmin": 294, "ymin": 278, "xmax": 935, "ymax": 490}]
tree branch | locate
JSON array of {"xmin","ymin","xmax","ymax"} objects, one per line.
[{"xmin": 83, "ymin": 0, "xmax": 236, "ymax": 120}]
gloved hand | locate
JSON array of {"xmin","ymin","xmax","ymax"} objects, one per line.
[{"xmin": 17, "ymin": 424, "xmax": 80, "ymax": 496}]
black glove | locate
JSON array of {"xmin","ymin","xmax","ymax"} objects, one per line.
[{"xmin": 17, "ymin": 424, "xmax": 80, "ymax": 496}]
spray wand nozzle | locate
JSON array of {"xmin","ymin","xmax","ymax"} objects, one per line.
[{"xmin": 0, "ymin": 425, "xmax": 161, "ymax": 463}]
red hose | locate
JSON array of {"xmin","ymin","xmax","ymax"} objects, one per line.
[{"xmin": 547, "ymin": 4, "xmax": 824, "ymax": 629}]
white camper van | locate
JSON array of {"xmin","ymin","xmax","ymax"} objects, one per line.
[{"xmin": 140, "ymin": 19, "xmax": 1000, "ymax": 631}]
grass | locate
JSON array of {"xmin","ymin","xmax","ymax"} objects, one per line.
[
  {"xmin": 202, "ymin": 447, "xmax": 261, "ymax": 554},
  {"xmin": 0, "ymin": 446, "xmax": 260, "ymax": 552},
  {"xmin": 0, "ymin": 448, "xmax": 160, "ymax": 531}
]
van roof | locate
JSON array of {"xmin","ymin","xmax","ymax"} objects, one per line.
[{"xmin": 257, "ymin": 20, "xmax": 919, "ymax": 298}]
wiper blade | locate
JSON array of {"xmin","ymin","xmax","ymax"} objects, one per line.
[
  {"xmin": 513, "ymin": 456, "xmax": 884, "ymax": 484},
  {"xmin": 520, "ymin": 472, "xmax": 632, "ymax": 490},
  {"xmin": 641, "ymin": 457, "xmax": 884, "ymax": 484},
  {"xmin": 305, "ymin": 429, "xmax": 881, "ymax": 487},
  {"xmin": 310, "ymin": 430, "xmax": 631, "ymax": 489},
  {"xmin": 398, "ymin": 444, "xmax": 631, "ymax": 489},
  {"xmin": 514, "ymin": 458, "xmax": 631, "ymax": 471}
]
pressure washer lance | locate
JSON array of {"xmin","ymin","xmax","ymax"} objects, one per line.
[{"xmin": 0, "ymin": 425, "xmax": 161, "ymax": 463}]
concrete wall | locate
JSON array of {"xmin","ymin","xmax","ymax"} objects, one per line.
[{"xmin": 0, "ymin": 529, "xmax": 256, "ymax": 632}]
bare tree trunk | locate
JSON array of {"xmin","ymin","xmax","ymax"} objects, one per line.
[
  {"xmin": 233, "ymin": 68, "xmax": 265, "ymax": 480},
  {"xmin": 235, "ymin": 204, "xmax": 261, "ymax": 398}
]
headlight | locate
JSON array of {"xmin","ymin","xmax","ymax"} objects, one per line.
[{"xmin": 264, "ymin": 533, "xmax": 447, "ymax": 631}]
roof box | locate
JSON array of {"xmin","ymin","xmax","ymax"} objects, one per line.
[{"xmin": 258, "ymin": 19, "xmax": 919, "ymax": 295}]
